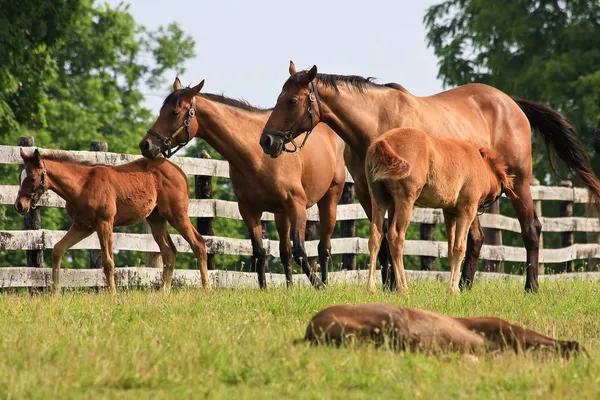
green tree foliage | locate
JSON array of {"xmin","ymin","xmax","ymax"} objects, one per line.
[
  {"xmin": 424, "ymin": 0, "xmax": 600, "ymax": 272},
  {"xmin": 0, "ymin": 0, "xmax": 196, "ymax": 269}
]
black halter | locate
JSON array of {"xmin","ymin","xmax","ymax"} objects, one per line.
[
  {"xmin": 146, "ymin": 96, "xmax": 196, "ymax": 158},
  {"xmin": 478, "ymin": 182, "xmax": 504, "ymax": 215},
  {"xmin": 18, "ymin": 161, "xmax": 48, "ymax": 209},
  {"xmin": 262, "ymin": 81, "xmax": 323, "ymax": 153}
]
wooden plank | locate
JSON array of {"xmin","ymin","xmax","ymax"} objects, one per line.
[
  {"xmin": 0, "ymin": 267, "xmax": 597, "ymax": 289},
  {"xmin": 3, "ymin": 229, "xmax": 600, "ymax": 263}
]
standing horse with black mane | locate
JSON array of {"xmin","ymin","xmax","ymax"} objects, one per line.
[{"xmin": 260, "ymin": 62, "xmax": 600, "ymax": 292}]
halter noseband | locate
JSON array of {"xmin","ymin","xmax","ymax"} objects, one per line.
[
  {"xmin": 146, "ymin": 96, "xmax": 196, "ymax": 158},
  {"xmin": 263, "ymin": 81, "xmax": 323, "ymax": 153},
  {"xmin": 18, "ymin": 161, "xmax": 48, "ymax": 209}
]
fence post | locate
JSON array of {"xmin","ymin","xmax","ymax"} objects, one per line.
[
  {"xmin": 531, "ymin": 178, "xmax": 544, "ymax": 275},
  {"xmin": 340, "ymin": 182, "xmax": 356, "ymax": 270},
  {"xmin": 88, "ymin": 142, "xmax": 108, "ymax": 269},
  {"xmin": 18, "ymin": 136, "xmax": 43, "ymax": 267},
  {"xmin": 483, "ymin": 201, "xmax": 502, "ymax": 272},
  {"xmin": 586, "ymin": 207, "xmax": 599, "ymax": 271},
  {"xmin": 195, "ymin": 151, "xmax": 215, "ymax": 270},
  {"xmin": 559, "ymin": 180, "xmax": 574, "ymax": 273},
  {"xmin": 420, "ymin": 221, "xmax": 436, "ymax": 271}
]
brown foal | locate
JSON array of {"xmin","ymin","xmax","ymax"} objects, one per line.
[
  {"xmin": 300, "ymin": 304, "xmax": 585, "ymax": 358},
  {"xmin": 139, "ymin": 78, "xmax": 345, "ymax": 288},
  {"xmin": 366, "ymin": 128, "xmax": 518, "ymax": 293},
  {"xmin": 261, "ymin": 62, "xmax": 600, "ymax": 292},
  {"xmin": 14, "ymin": 149, "xmax": 210, "ymax": 293}
]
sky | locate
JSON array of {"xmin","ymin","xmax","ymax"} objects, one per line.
[{"xmin": 106, "ymin": 0, "xmax": 445, "ymax": 114}]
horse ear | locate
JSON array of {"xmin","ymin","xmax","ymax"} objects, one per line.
[
  {"xmin": 306, "ymin": 65, "xmax": 318, "ymax": 82},
  {"xmin": 32, "ymin": 148, "xmax": 42, "ymax": 166},
  {"xmin": 190, "ymin": 80, "xmax": 204, "ymax": 96},
  {"xmin": 173, "ymin": 77, "xmax": 182, "ymax": 91},
  {"xmin": 289, "ymin": 60, "xmax": 297, "ymax": 76}
]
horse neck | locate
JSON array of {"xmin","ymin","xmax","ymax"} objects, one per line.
[
  {"xmin": 194, "ymin": 97, "xmax": 266, "ymax": 172},
  {"xmin": 44, "ymin": 159, "xmax": 88, "ymax": 203},
  {"xmin": 318, "ymin": 83, "xmax": 415, "ymax": 156}
]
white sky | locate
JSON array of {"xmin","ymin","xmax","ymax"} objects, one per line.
[{"xmin": 106, "ymin": 0, "xmax": 444, "ymax": 113}]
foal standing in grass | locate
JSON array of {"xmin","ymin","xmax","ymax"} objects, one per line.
[
  {"xmin": 14, "ymin": 149, "xmax": 210, "ymax": 293},
  {"xmin": 365, "ymin": 128, "xmax": 518, "ymax": 293}
]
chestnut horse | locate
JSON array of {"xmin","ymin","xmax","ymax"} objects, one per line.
[
  {"xmin": 261, "ymin": 62, "xmax": 600, "ymax": 292},
  {"xmin": 366, "ymin": 128, "xmax": 517, "ymax": 293},
  {"xmin": 14, "ymin": 149, "xmax": 210, "ymax": 293},
  {"xmin": 139, "ymin": 78, "xmax": 345, "ymax": 289},
  {"xmin": 300, "ymin": 303, "xmax": 585, "ymax": 358}
]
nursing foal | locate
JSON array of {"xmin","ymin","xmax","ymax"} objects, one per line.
[
  {"xmin": 15, "ymin": 149, "xmax": 210, "ymax": 293},
  {"xmin": 366, "ymin": 128, "xmax": 518, "ymax": 293}
]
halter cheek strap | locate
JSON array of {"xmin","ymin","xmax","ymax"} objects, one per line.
[
  {"xmin": 263, "ymin": 81, "xmax": 323, "ymax": 153},
  {"xmin": 147, "ymin": 96, "xmax": 196, "ymax": 158}
]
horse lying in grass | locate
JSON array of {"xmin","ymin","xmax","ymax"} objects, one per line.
[
  {"xmin": 365, "ymin": 128, "xmax": 518, "ymax": 293},
  {"xmin": 14, "ymin": 148, "xmax": 210, "ymax": 293},
  {"xmin": 299, "ymin": 304, "xmax": 585, "ymax": 358}
]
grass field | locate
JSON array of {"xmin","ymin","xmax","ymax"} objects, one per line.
[{"xmin": 0, "ymin": 279, "xmax": 598, "ymax": 399}]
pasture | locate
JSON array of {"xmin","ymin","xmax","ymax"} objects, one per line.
[{"xmin": 1, "ymin": 279, "xmax": 598, "ymax": 399}]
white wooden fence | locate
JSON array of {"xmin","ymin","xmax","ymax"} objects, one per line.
[{"xmin": 1, "ymin": 142, "xmax": 599, "ymax": 288}]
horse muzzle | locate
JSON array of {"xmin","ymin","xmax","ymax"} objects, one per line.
[
  {"xmin": 14, "ymin": 198, "xmax": 30, "ymax": 215},
  {"xmin": 139, "ymin": 138, "xmax": 162, "ymax": 159},
  {"xmin": 259, "ymin": 132, "xmax": 284, "ymax": 158}
]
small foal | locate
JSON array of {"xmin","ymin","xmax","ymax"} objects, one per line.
[
  {"xmin": 15, "ymin": 148, "xmax": 210, "ymax": 293},
  {"xmin": 365, "ymin": 128, "xmax": 518, "ymax": 293}
]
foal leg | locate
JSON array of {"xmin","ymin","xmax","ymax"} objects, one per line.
[
  {"xmin": 387, "ymin": 199, "xmax": 413, "ymax": 292},
  {"xmin": 510, "ymin": 179, "xmax": 541, "ymax": 292},
  {"xmin": 367, "ymin": 198, "xmax": 386, "ymax": 293},
  {"xmin": 51, "ymin": 225, "xmax": 93, "ymax": 292},
  {"xmin": 239, "ymin": 205, "xmax": 268, "ymax": 289},
  {"xmin": 275, "ymin": 214, "xmax": 293, "ymax": 287},
  {"xmin": 96, "ymin": 221, "xmax": 117, "ymax": 294},
  {"xmin": 355, "ymin": 181, "xmax": 395, "ymax": 290},
  {"xmin": 459, "ymin": 217, "xmax": 484, "ymax": 290},
  {"xmin": 287, "ymin": 199, "xmax": 325, "ymax": 289},
  {"xmin": 146, "ymin": 210, "xmax": 177, "ymax": 292},
  {"xmin": 447, "ymin": 207, "xmax": 478, "ymax": 293},
  {"xmin": 317, "ymin": 187, "xmax": 341, "ymax": 285}
]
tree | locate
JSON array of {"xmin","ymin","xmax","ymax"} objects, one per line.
[
  {"xmin": 0, "ymin": 0, "xmax": 196, "ymax": 269},
  {"xmin": 424, "ymin": 0, "xmax": 600, "ymax": 180}
]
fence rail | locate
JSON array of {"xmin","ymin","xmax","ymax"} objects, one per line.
[{"xmin": 2, "ymin": 143, "xmax": 600, "ymax": 272}]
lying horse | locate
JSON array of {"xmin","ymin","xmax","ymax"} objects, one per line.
[
  {"xmin": 14, "ymin": 148, "xmax": 210, "ymax": 293},
  {"xmin": 300, "ymin": 304, "xmax": 584, "ymax": 357},
  {"xmin": 365, "ymin": 128, "xmax": 518, "ymax": 293}
]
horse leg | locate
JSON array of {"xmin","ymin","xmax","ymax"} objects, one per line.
[
  {"xmin": 387, "ymin": 199, "xmax": 413, "ymax": 292},
  {"xmin": 510, "ymin": 180, "xmax": 541, "ymax": 292},
  {"xmin": 367, "ymin": 197, "xmax": 386, "ymax": 293},
  {"xmin": 96, "ymin": 221, "xmax": 116, "ymax": 294},
  {"xmin": 287, "ymin": 200, "xmax": 325, "ymax": 289},
  {"xmin": 163, "ymin": 214, "xmax": 210, "ymax": 289},
  {"xmin": 51, "ymin": 225, "xmax": 93, "ymax": 292},
  {"xmin": 459, "ymin": 216, "xmax": 484, "ymax": 290},
  {"xmin": 448, "ymin": 207, "xmax": 478, "ymax": 293},
  {"xmin": 317, "ymin": 187, "xmax": 341, "ymax": 285},
  {"xmin": 239, "ymin": 205, "xmax": 267, "ymax": 289},
  {"xmin": 275, "ymin": 213, "xmax": 293, "ymax": 287},
  {"xmin": 146, "ymin": 209, "xmax": 177, "ymax": 292},
  {"xmin": 355, "ymin": 180, "xmax": 395, "ymax": 290}
]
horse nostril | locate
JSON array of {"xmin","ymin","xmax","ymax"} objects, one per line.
[
  {"xmin": 139, "ymin": 140, "xmax": 150, "ymax": 152},
  {"xmin": 261, "ymin": 135, "xmax": 272, "ymax": 148},
  {"xmin": 14, "ymin": 203, "xmax": 23, "ymax": 213}
]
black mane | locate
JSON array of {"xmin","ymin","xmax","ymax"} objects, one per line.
[
  {"xmin": 161, "ymin": 87, "xmax": 271, "ymax": 113},
  {"xmin": 284, "ymin": 71, "xmax": 407, "ymax": 93}
]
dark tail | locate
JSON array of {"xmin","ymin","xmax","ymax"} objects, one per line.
[
  {"xmin": 594, "ymin": 120, "xmax": 600, "ymax": 155},
  {"xmin": 366, "ymin": 138, "xmax": 411, "ymax": 182},
  {"xmin": 513, "ymin": 97, "xmax": 600, "ymax": 213}
]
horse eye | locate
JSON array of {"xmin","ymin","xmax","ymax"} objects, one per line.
[
  {"xmin": 172, "ymin": 109, "xmax": 181, "ymax": 116},
  {"xmin": 288, "ymin": 98, "xmax": 298, "ymax": 105}
]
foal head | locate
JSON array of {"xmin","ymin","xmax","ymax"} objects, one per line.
[
  {"xmin": 15, "ymin": 149, "xmax": 48, "ymax": 215},
  {"xmin": 139, "ymin": 78, "xmax": 204, "ymax": 158},
  {"xmin": 479, "ymin": 147, "xmax": 518, "ymax": 200},
  {"xmin": 260, "ymin": 61, "xmax": 322, "ymax": 158}
]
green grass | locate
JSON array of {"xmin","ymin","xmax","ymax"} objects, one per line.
[{"xmin": 0, "ymin": 280, "xmax": 598, "ymax": 399}]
